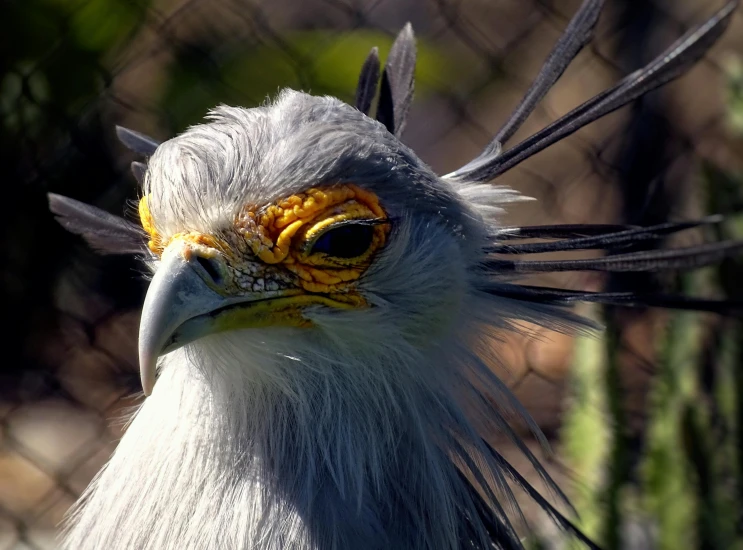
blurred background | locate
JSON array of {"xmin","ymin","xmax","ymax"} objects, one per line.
[{"xmin": 2, "ymin": 0, "xmax": 743, "ymax": 548}]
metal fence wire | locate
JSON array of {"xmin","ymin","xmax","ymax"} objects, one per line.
[{"xmin": 2, "ymin": 0, "xmax": 743, "ymax": 548}]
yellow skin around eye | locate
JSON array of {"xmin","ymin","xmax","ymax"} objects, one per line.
[
  {"xmin": 138, "ymin": 195, "xmax": 160, "ymax": 254},
  {"xmin": 138, "ymin": 184, "xmax": 389, "ymax": 295}
]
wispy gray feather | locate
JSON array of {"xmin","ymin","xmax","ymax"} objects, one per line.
[{"xmin": 48, "ymin": 193, "xmax": 145, "ymax": 254}]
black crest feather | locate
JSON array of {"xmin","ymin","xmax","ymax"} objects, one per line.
[
  {"xmin": 376, "ymin": 23, "xmax": 417, "ymax": 136},
  {"xmin": 450, "ymin": 0, "xmax": 604, "ymax": 180},
  {"xmin": 48, "ymin": 193, "xmax": 146, "ymax": 255},
  {"xmin": 484, "ymin": 240, "xmax": 743, "ymax": 274},
  {"xmin": 131, "ymin": 161, "xmax": 147, "ymax": 184},
  {"xmin": 115, "ymin": 125, "xmax": 160, "ymax": 156},
  {"xmin": 355, "ymin": 47, "xmax": 381, "ymax": 115},
  {"xmin": 487, "ymin": 218, "xmax": 722, "ymax": 254},
  {"xmin": 483, "ymin": 284, "xmax": 743, "ymax": 315},
  {"xmin": 449, "ymin": 0, "xmax": 738, "ymax": 183},
  {"xmin": 482, "ymin": 442, "xmax": 603, "ymax": 550}
]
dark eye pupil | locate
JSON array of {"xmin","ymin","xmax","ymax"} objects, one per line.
[{"xmin": 311, "ymin": 225, "xmax": 374, "ymax": 258}]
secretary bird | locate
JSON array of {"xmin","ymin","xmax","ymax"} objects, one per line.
[{"xmin": 49, "ymin": 1, "xmax": 741, "ymax": 548}]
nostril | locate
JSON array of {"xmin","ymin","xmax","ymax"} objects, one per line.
[{"xmin": 196, "ymin": 255, "xmax": 223, "ymax": 285}]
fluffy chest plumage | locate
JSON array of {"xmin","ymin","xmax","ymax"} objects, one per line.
[{"xmin": 61, "ymin": 344, "xmax": 504, "ymax": 550}]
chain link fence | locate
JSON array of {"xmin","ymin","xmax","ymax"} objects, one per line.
[{"xmin": 2, "ymin": 0, "xmax": 743, "ymax": 548}]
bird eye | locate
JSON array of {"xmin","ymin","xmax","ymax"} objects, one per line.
[{"xmin": 310, "ymin": 223, "xmax": 375, "ymax": 259}]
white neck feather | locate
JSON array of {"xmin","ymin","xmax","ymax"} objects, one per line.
[{"xmin": 61, "ymin": 325, "xmax": 504, "ymax": 550}]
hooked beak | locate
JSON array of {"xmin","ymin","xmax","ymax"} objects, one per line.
[{"xmin": 138, "ymin": 242, "xmax": 304, "ymax": 396}]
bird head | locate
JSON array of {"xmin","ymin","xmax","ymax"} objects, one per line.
[{"xmin": 134, "ymin": 92, "xmax": 497, "ymax": 396}]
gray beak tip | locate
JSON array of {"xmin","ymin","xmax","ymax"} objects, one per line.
[
  {"xmin": 140, "ymin": 358, "xmax": 156, "ymax": 396},
  {"xmin": 136, "ymin": 242, "xmax": 229, "ymax": 397},
  {"xmin": 138, "ymin": 332, "xmax": 159, "ymax": 396}
]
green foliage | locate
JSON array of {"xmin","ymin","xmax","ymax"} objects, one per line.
[
  {"xmin": 642, "ymin": 306, "xmax": 702, "ymax": 549},
  {"xmin": 561, "ymin": 304, "xmax": 611, "ymax": 547},
  {"xmin": 556, "ymin": 58, "xmax": 743, "ymax": 550},
  {"xmin": 561, "ymin": 286, "xmax": 743, "ymax": 549},
  {"xmin": 727, "ymin": 58, "xmax": 743, "ymax": 136}
]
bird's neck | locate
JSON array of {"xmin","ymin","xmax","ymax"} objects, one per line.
[{"xmin": 62, "ymin": 342, "xmax": 485, "ymax": 550}]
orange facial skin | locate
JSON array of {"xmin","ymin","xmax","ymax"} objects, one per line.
[{"xmin": 138, "ymin": 184, "xmax": 389, "ymax": 301}]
